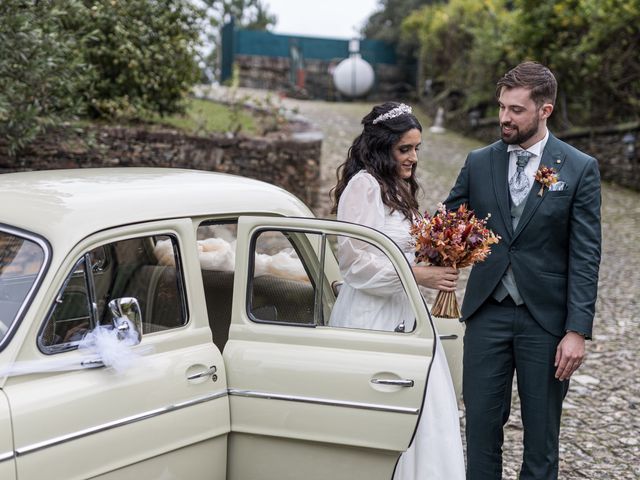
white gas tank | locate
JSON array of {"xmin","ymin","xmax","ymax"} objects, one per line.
[{"xmin": 332, "ymin": 55, "xmax": 375, "ymax": 98}]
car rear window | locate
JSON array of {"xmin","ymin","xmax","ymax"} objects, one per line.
[{"xmin": 0, "ymin": 228, "xmax": 47, "ymax": 345}]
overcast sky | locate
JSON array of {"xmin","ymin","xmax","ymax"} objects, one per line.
[{"xmin": 264, "ymin": 0, "xmax": 380, "ymax": 39}]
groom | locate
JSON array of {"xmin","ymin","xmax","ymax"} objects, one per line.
[{"xmin": 445, "ymin": 61, "xmax": 601, "ymax": 479}]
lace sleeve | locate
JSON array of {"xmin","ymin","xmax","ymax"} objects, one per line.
[{"xmin": 336, "ymin": 172, "xmax": 406, "ymax": 296}]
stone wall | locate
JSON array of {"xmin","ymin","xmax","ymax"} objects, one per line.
[
  {"xmin": 0, "ymin": 125, "xmax": 323, "ymax": 209},
  {"xmin": 560, "ymin": 125, "xmax": 640, "ymax": 191},
  {"xmin": 440, "ymin": 111, "xmax": 640, "ymax": 191}
]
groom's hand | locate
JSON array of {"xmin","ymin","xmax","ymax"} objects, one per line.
[{"xmin": 554, "ymin": 331, "xmax": 585, "ymax": 381}]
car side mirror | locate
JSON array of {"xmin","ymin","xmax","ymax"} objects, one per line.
[{"xmin": 108, "ymin": 297, "xmax": 142, "ymax": 343}]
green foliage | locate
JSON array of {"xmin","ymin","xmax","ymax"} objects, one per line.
[
  {"xmin": 401, "ymin": 0, "xmax": 640, "ymax": 126},
  {"xmin": 200, "ymin": 0, "xmax": 276, "ymax": 82},
  {"xmin": 363, "ymin": 0, "xmax": 441, "ymax": 63},
  {"xmin": 203, "ymin": 0, "xmax": 276, "ymax": 30},
  {"xmin": 0, "ymin": 1, "xmax": 89, "ymax": 155},
  {"xmin": 146, "ymin": 97, "xmax": 258, "ymax": 135},
  {"xmin": 404, "ymin": 0, "xmax": 513, "ymax": 108},
  {"xmin": 364, "ymin": 0, "xmax": 439, "ymax": 44},
  {"xmin": 80, "ymin": 0, "xmax": 204, "ymax": 118},
  {"xmin": 508, "ymin": 0, "xmax": 640, "ymax": 125},
  {"xmin": 1, "ymin": 0, "xmax": 207, "ymax": 155},
  {"xmin": 146, "ymin": 90, "xmax": 293, "ymax": 138}
]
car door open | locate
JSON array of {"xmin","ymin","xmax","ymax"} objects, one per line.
[{"xmin": 224, "ymin": 216, "xmax": 441, "ymax": 480}]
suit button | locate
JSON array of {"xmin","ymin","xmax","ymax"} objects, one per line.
[{"xmin": 509, "ymin": 246, "xmax": 516, "ymax": 252}]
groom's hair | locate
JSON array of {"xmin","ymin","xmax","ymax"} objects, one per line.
[{"xmin": 496, "ymin": 61, "xmax": 557, "ymax": 107}]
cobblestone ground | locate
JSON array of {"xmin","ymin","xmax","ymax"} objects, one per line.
[
  {"xmin": 202, "ymin": 87, "xmax": 640, "ymax": 478},
  {"xmin": 288, "ymin": 95, "xmax": 640, "ymax": 479}
]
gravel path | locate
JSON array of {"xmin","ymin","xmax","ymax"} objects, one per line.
[{"xmin": 201, "ymin": 87, "xmax": 640, "ymax": 478}]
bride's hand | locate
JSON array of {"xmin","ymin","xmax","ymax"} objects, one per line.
[{"xmin": 412, "ymin": 265, "xmax": 459, "ymax": 292}]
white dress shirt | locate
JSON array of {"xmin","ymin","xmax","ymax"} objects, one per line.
[{"xmin": 507, "ymin": 129, "xmax": 550, "ymax": 189}]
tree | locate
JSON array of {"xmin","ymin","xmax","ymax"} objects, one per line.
[
  {"xmin": 399, "ymin": 0, "xmax": 639, "ymax": 126},
  {"xmin": 364, "ymin": 0, "xmax": 442, "ymax": 74},
  {"xmin": 80, "ymin": 0, "xmax": 204, "ymax": 118},
  {"xmin": 1, "ymin": 0, "xmax": 210, "ymax": 154},
  {"xmin": 508, "ymin": 0, "xmax": 640, "ymax": 125},
  {"xmin": 363, "ymin": 0, "xmax": 441, "ymax": 45},
  {"xmin": 200, "ymin": 0, "xmax": 276, "ymax": 81},
  {"xmin": 0, "ymin": 1, "xmax": 89, "ymax": 155},
  {"xmin": 202, "ymin": 0, "xmax": 276, "ymax": 30},
  {"xmin": 403, "ymin": 0, "xmax": 512, "ymax": 111}
]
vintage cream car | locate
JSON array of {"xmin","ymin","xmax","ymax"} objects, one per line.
[{"xmin": 0, "ymin": 168, "xmax": 463, "ymax": 480}]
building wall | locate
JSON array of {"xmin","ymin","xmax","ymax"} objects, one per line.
[
  {"xmin": 221, "ymin": 24, "xmax": 408, "ymax": 100},
  {"xmin": 232, "ymin": 29, "xmax": 397, "ymax": 65},
  {"xmin": 234, "ymin": 54, "xmax": 406, "ymax": 100}
]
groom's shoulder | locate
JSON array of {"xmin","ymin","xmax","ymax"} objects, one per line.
[
  {"xmin": 468, "ymin": 139, "xmax": 504, "ymax": 160},
  {"xmin": 551, "ymin": 135, "xmax": 596, "ymax": 165}
]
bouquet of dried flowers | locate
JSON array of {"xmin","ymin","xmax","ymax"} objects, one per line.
[{"xmin": 410, "ymin": 203, "xmax": 501, "ymax": 318}]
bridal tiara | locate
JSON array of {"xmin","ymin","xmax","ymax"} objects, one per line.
[{"xmin": 372, "ymin": 103, "xmax": 412, "ymax": 125}]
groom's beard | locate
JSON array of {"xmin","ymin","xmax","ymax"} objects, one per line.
[{"xmin": 500, "ymin": 119, "xmax": 539, "ymax": 146}]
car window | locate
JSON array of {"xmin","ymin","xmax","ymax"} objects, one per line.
[
  {"xmin": 246, "ymin": 229, "xmax": 414, "ymax": 332},
  {"xmin": 39, "ymin": 234, "xmax": 187, "ymax": 354},
  {"xmin": 0, "ymin": 229, "xmax": 47, "ymax": 344},
  {"xmin": 249, "ymin": 230, "xmax": 317, "ymax": 325}
]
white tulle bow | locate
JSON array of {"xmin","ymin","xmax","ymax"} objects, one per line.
[{"xmin": 0, "ymin": 319, "xmax": 152, "ymax": 378}]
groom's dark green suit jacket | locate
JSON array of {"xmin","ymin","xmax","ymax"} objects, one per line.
[{"xmin": 445, "ymin": 133, "xmax": 601, "ymax": 338}]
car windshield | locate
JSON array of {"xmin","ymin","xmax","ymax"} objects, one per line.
[{"xmin": 0, "ymin": 229, "xmax": 46, "ymax": 344}]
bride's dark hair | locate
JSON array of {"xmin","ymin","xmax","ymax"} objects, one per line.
[{"xmin": 331, "ymin": 101, "xmax": 422, "ymax": 219}]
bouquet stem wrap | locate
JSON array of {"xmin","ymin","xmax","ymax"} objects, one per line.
[
  {"xmin": 431, "ymin": 290, "xmax": 462, "ymax": 319},
  {"xmin": 411, "ymin": 204, "xmax": 501, "ymax": 319}
]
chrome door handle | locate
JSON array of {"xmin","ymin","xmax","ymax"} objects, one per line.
[
  {"xmin": 439, "ymin": 334, "xmax": 458, "ymax": 340},
  {"xmin": 187, "ymin": 365, "xmax": 218, "ymax": 381},
  {"xmin": 370, "ymin": 378, "xmax": 414, "ymax": 387}
]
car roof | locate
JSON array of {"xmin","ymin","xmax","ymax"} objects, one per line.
[{"xmin": 0, "ymin": 168, "xmax": 313, "ymax": 245}]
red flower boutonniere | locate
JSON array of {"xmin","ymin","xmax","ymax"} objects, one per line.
[{"xmin": 534, "ymin": 166, "xmax": 558, "ymax": 196}]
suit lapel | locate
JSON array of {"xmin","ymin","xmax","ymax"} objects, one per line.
[
  {"xmin": 490, "ymin": 143, "xmax": 513, "ymax": 237},
  {"xmin": 513, "ymin": 134, "xmax": 567, "ymax": 239}
]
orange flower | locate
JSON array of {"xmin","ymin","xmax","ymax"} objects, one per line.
[
  {"xmin": 534, "ymin": 166, "xmax": 558, "ymax": 196},
  {"xmin": 410, "ymin": 204, "xmax": 501, "ymax": 318},
  {"xmin": 411, "ymin": 203, "xmax": 500, "ymax": 269}
]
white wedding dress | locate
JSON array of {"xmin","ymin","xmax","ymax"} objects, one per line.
[{"xmin": 329, "ymin": 171, "xmax": 465, "ymax": 480}]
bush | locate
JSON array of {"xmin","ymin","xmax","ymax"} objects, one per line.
[
  {"xmin": 80, "ymin": 0, "xmax": 204, "ymax": 118},
  {"xmin": 0, "ymin": 1, "xmax": 88, "ymax": 155},
  {"xmin": 508, "ymin": 0, "xmax": 640, "ymax": 126},
  {"xmin": 0, "ymin": 0, "xmax": 205, "ymax": 155},
  {"xmin": 403, "ymin": 0, "xmax": 512, "ymax": 113},
  {"xmin": 404, "ymin": 0, "xmax": 640, "ymax": 126}
]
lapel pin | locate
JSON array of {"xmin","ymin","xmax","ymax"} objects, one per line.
[{"xmin": 556, "ymin": 159, "xmax": 561, "ymax": 164}]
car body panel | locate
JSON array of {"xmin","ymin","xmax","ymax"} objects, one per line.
[
  {"xmin": 2, "ymin": 219, "xmax": 228, "ymax": 479},
  {"xmin": 432, "ymin": 315, "xmax": 464, "ymax": 398},
  {"xmin": 0, "ymin": 168, "xmax": 313, "ymax": 255},
  {"xmin": 0, "ymin": 169, "xmax": 463, "ymax": 479},
  {"xmin": 0, "ymin": 390, "xmax": 15, "ymax": 480},
  {"xmin": 224, "ymin": 216, "xmax": 438, "ymax": 480}
]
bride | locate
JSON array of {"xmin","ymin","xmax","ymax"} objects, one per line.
[{"xmin": 329, "ymin": 102, "xmax": 465, "ymax": 479}]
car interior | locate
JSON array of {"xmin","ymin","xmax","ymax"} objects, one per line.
[{"xmin": 37, "ymin": 227, "xmax": 320, "ymax": 355}]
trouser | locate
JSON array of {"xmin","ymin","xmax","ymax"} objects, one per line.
[{"xmin": 463, "ymin": 298, "xmax": 570, "ymax": 480}]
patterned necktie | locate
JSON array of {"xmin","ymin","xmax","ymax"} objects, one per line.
[{"xmin": 509, "ymin": 151, "xmax": 533, "ymax": 206}]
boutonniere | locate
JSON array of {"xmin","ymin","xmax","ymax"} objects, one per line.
[{"xmin": 534, "ymin": 166, "xmax": 558, "ymax": 196}]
